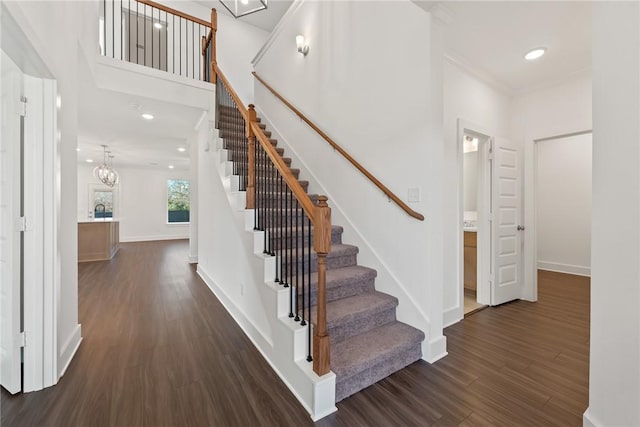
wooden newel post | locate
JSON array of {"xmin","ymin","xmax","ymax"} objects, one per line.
[
  {"xmin": 313, "ymin": 196, "xmax": 332, "ymax": 376},
  {"xmin": 210, "ymin": 8, "xmax": 218, "ymax": 84},
  {"xmin": 246, "ymin": 105, "xmax": 257, "ymax": 210}
]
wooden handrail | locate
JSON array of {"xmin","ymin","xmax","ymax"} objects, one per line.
[
  {"xmin": 135, "ymin": 0, "xmax": 211, "ymax": 28},
  {"xmin": 252, "ymin": 72, "xmax": 425, "ymax": 221},
  {"xmin": 216, "ymin": 65, "xmax": 248, "ymax": 120},
  {"xmin": 251, "ymin": 122, "xmax": 317, "ymax": 222}
]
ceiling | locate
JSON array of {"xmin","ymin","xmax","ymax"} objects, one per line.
[
  {"xmin": 441, "ymin": 1, "xmax": 592, "ymax": 94},
  {"xmin": 77, "ymin": 62, "xmax": 205, "ymax": 171},
  {"xmin": 194, "ymin": 0, "xmax": 293, "ymax": 32},
  {"xmin": 76, "ymin": 1, "xmax": 592, "ymax": 170}
]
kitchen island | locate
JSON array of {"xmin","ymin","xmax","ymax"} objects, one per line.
[{"xmin": 78, "ymin": 220, "xmax": 120, "ymax": 262}]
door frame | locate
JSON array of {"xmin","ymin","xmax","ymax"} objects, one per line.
[
  {"xmin": 457, "ymin": 119, "xmax": 493, "ymax": 319},
  {"xmin": 1, "ymin": 3, "xmax": 60, "ymax": 392},
  {"xmin": 523, "ymin": 128, "xmax": 592, "ymax": 301}
]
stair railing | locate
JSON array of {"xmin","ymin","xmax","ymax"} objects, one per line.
[
  {"xmin": 99, "ymin": 0, "xmax": 212, "ymax": 81},
  {"xmin": 252, "ymin": 72, "xmax": 425, "ymax": 221},
  {"xmin": 207, "ymin": 10, "xmax": 331, "ymax": 376}
]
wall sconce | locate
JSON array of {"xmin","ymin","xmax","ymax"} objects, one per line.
[{"xmin": 296, "ymin": 35, "xmax": 309, "ymax": 56}]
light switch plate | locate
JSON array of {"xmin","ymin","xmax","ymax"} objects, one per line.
[{"xmin": 408, "ymin": 187, "xmax": 420, "ymax": 203}]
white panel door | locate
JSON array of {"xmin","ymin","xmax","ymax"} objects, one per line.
[
  {"xmin": 491, "ymin": 137, "xmax": 523, "ymax": 305},
  {"xmin": 0, "ymin": 51, "xmax": 23, "ymax": 394}
]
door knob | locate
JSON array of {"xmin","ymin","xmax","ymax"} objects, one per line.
[{"xmin": 517, "ymin": 225, "xmax": 525, "ymax": 231}]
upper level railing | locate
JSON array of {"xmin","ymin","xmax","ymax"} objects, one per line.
[
  {"xmin": 100, "ymin": 0, "xmax": 213, "ymax": 81},
  {"xmin": 252, "ymin": 72, "xmax": 425, "ymax": 221}
]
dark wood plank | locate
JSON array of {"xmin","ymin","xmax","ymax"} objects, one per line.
[{"xmin": 1, "ymin": 242, "xmax": 589, "ymax": 426}]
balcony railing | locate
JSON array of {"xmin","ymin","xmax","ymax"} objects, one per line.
[{"xmin": 99, "ymin": 0, "xmax": 213, "ymax": 81}]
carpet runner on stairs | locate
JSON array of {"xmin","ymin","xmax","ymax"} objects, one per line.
[{"xmin": 217, "ymin": 106, "xmax": 425, "ymax": 402}]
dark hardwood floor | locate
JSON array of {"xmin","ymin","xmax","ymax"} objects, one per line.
[{"xmin": 2, "ymin": 241, "xmax": 589, "ymax": 426}]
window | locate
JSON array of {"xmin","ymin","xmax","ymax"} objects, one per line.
[
  {"xmin": 167, "ymin": 179, "xmax": 190, "ymax": 223},
  {"xmin": 93, "ymin": 190, "xmax": 114, "ymax": 219}
]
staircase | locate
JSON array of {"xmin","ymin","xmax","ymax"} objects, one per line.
[{"xmin": 217, "ymin": 106, "xmax": 425, "ymax": 402}]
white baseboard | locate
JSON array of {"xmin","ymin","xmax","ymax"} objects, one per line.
[
  {"xmin": 196, "ymin": 265, "xmax": 336, "ymax": 421},
  {"xmin": 582, "ymin": 408, "xmax": 599, "ymax": 427},
  {"xmin": 443, "ymin": 305, "xmax": 463, "ymax": 328},
  {"xmin": 188, "ymin": 255, "xmax": 198, "ymax": 264},
  {"xmin": 58, "ymin": 324, "xmax": 82, "ymax": 378},
  {"xmin": 120, "ymin": 235, "xmax": 189, "ymax": 243},
  {"xmin": 538, "ymin": 261, "xmax": 591, "ymax": 277},
  {"xmin": 423, "ymin": 335, "xmax": 448, "ymax": 363}
]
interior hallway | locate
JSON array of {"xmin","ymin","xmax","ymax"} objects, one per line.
[{"xmin": 1, "ymin": 241, "xmax": 589, "ymax": 426}]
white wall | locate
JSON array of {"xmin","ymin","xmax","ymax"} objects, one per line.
[
  {"xmin": 511, "ymin": 71, "xmax": 592, "ymax": 142},
  {"xmin": 78, "ymin": 163, "xmax": 190, "ymax": 242},
  {"xmin": 463, "ymin": 151, "xmax": 478, "ymax": 212},
  {"xmin": 536, "ymin": 133, "xmax": 591, "ymax": 276},
  {"xmin": 442, "ymin": 59, "xmax": 512, "ymax": 325},
  {"xmin": 253, "ymin": 0, "xmax": 447, "ymax": 360},
  {"xmin": 2, "ymin": 0, "xmax": 96, "ymax": 378},
  {"xmin": 162, "ymin": 0, "xmax": 269, "ymax": 105},
  {"xmin": 585, "ymin": 2, "xmax": 640, "ymax": 426}
]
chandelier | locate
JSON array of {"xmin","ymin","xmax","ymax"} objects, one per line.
[
  {"xmin": 219, "ymin": 0, "xmax": 267, "ymax": 18},
  {"xmin": 93, "ymin": 145, "xmax": 119, "ymax": 187}
]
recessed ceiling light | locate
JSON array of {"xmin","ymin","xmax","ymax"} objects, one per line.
[
  {"xmin": 241, "ymin": 0, "xmax": 248, "ymax": 4},
  {"xmin": 168, "ymin": 165, "xmax": 175, "ymax": 169},
  {"xmin": 86, "ymin": 159, "xmax": 94, "ymax": 163},
  {"xmin": 177, "ymin": 147, "xmax": 186, "ymax": 152},
  {"xmin": 142, "ymin": 113, "xmax": 154, "ymax": 120},
  {"xmin": 524, "ymin": 47, "xmax": 546, "ymax": 61},
  {"xmin": 76, "ymin": 148, "xmax": 80, "ymax": 152},
  {"xmin": 56, "ymin": 95, "xmax": 62, "ymax": 109},
  {"xmin": 154, "ymin": 22, "xmax": 163, "ymax": 29}
]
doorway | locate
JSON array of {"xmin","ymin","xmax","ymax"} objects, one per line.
[
  {"xmin": 458, "ymin": 122, "xmax": 492, "ymax": 316},
  {"xmin": 458, "ymin": 120, "xmax": 526, "ymax": 318},
  {"xmin": 523, "ymin": 131, "xmax": 592, "ymax": 296}
]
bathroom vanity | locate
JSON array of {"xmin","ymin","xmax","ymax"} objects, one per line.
[{"xmin": 463, "ymin": 230, "xmax": 477, "ymax": 291}]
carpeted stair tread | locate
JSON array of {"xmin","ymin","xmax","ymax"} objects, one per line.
[
  {"xmin": 280, "ymin": 244, "xmax": 358, "ymax": 272},
  {"xmin": 331, "ymin": 321, "xmax": 425, "ymax": 380},
  {"xmin": 309, "ymin": 292, "xmax": 398, "ymax": 343},
  {"xmin": 323, "ymin": 292, "xmax": 397, "ymax": 328},
  {"xmin": 300, "ymin": 266, "xmax": 377, "ymax": 305}
]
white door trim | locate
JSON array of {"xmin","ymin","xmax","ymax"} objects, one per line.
[
  {"xmin": 522, "ymin": 129, "xmax": 592, "ymax": 302},
  {"xmin": 2, "ymin": 4, "xmax": 60, "ymax": 392},
  {"xmin": 455, "ymin": 119, "xmax": 493, "ymax": 323}
]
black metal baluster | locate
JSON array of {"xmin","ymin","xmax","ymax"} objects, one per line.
[
  {"xmin": 136, "ymin": 0, "xmax": 138, "ymax": 64},
  {"xmin": 151, "ymin": 7, "xmax": 154, "ymax": 69},
  {"xmin": 294, "ymin": 198, "xmax": 300, "ymax": 322},
  {"xmin": 120, "ymin": 0, "xmax": 123, "ymax": 60},
  {"xmin": 127, "ymin": 0, "xmax": 131, "ymax": 62},
  {"xmin": 172, "ymin": 15, "xmax": 175, "ymax": 73},
  {"xmin": 288, "ymin": 189, "xmax": 294, "ymax": 318},
  {"xmin": 254, "ymin": 139, "xmax": 259, "ymax": 232},
  {"xmin": 192, "ymin": 22, "xmax": 195, "ymax": 79},
  {"xmin": 273, "ymin": 163, "xmax": 279, "ymax": 283},
  {"xmin": 103, "ymin": 0, "xmax": 106, "ymax": 56},
  {"xmin": 112, "ymin": 0, "xmax": 114, "ymax": 57},
  {"xmin": 278, "ymin": 175, "xmax": 284, "ymax": 284},
  {"xmin": 283, "ymin": 178, "xmax": 289, "ymax": 290},
  {"xmin": 300, "ymin": 207, "xmax": 306, "ymax": 326},
  {"xmin": 307, "ymin": 216, "xmax": 313, "ymax": 362}
]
